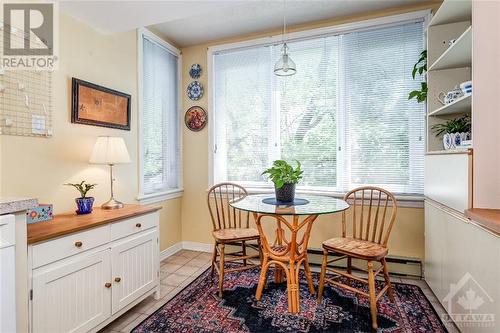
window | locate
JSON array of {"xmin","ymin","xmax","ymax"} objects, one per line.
[
  {"xmin": 211, "ymin": 16, "xmax": 425, "ymax": 195},
  {"xmin": 139, "ymin": 29, "xmax": 181, "ymax": 201}
]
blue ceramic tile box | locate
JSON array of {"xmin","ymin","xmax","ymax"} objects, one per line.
[{"xmin": 26, "ymin": 204, "xmax": 53, "ymax": 224}]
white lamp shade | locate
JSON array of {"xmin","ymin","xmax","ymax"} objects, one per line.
[{"xmin": 89, "ymin": 136, "xmax": 130, "ymax": 164}]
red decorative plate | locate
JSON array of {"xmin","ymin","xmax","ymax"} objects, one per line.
[{"xmin": 185, "ymin": 106, "xmax": 207, "ymax": 132}]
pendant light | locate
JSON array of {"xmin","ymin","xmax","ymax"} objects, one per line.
[{"xmin": 274, "ymin": 0, "xmax": 296, "ymax": 76}]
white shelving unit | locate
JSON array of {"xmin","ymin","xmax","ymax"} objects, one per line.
[
  {"xmin": 426, "ymin": 0, "xmax": 472, "ymax": 154},
  {"xmin": 428, "ymin": 0, "xmax": 472, "ymax": 27},
  {"xmin": 428, "ymin": 26, "xmax": 471, "ymax": 71},
  {"xmin": 428, "ymin": 93, "xmax": 471, "ymax": 117}
]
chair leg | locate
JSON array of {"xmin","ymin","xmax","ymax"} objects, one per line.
[
  {"xmin": 381, "ymin": 257, "xmax": 395, "ymax": 302},
  {"xmin": 242, "ymin": 241, "xmax": 247, "ymax": 266},
  {"xmin": 347, "ymin": 256, "xmax": 352, "ymax": 274},
  {"xmin": 255, "ymin": 256, "xmax": 269, "ymax": 300},
  {"xmin": 218, "ymin": 243, "xmax": 225, "ymax": 297},
  {"xmin": 210, "ymin": 243, "xmax": 217, "ymax": 280},
  {"xmin": 367, "ymin": 261, "xmax": 378, "ymax": 331},
  {"xmin": 317, "ymin": 248, "xmax": 329, "ymax": 304}
]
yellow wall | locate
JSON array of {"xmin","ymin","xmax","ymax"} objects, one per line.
[
  {"xmin": 180, "ymin": 1, "xmax": 439, "ymax": 260},
  {"xmin": 0, "ymin": 14, "xmax": 182, "ymax": 251},
  {"xmin": 0, "ymin": 2, "xmax": 441, "ymax": 257}
]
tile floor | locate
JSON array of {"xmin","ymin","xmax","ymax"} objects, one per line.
[{"xmin": 99, "ymin": 250, "xmax": 459, "ymax": 333}]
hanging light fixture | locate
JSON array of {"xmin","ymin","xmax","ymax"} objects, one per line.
[{"xmin": 274, "ymin": 0, "xmax": 296, "ymax": 76}]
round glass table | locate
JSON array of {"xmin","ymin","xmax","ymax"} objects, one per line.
[{"xmin": 229, "ymin": 194, "xmax": 349, "ymax": 313}]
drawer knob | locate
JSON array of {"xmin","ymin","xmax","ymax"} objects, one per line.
[
  {"xmin": 135, "ymin": 223, "xmax": 142, "ymax": 228},
  {"xmin": 105, "ymin": 282, "xmax": 112, "ymax": 288},
  {"xmin": 114, "ymin": 277, "xmax": 121, "ymax": 283},
  {"xmin": 74, "ymin": 241, "xmax": 83, "ymax": 248}
]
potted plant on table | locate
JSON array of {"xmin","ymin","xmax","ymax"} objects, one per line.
[
  {"xmin": 431, "ymin": 114, "xmax": 471, "ymax": 149},
  {"xmin": 64, "ymin": 181, "xmax": 97, "ymax": 215},
  {"xmin": 262, "ymin": 160, "xmax": 303, "ymax": 203}
]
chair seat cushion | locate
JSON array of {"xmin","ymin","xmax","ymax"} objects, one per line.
[
  {"xmin": 322, "ymin": 237, "xmax": 388, "ymax": 260},
  {"xmin": 212, "ymin": 228, "xmax": 260, "ymax": 242}
]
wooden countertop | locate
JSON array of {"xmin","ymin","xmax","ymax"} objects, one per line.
[
  {"xmin": 27, "ymin": 204, "xmax": 161, "ymax": 244},
  {"xmin": 465, "ymin": 208, "xmax": 500, "ymax": 236}
]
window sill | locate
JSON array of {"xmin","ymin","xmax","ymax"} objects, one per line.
[
  {"xmin": 137, "ymin": 188, "xmax": 183, "ymax": 204},
  {"xmin": 207, "ymin": 186, "xmax": 424, "ymax": 208}
]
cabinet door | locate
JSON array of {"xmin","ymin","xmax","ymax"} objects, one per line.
[
  {"xmin": 32, "ymin": 250, "xmax": 111, "ymax": 333},
  {"xmin": 424, "ymin": 200, "xmax": 445, "ymax": 299},
  {"xmin": 111, "ymin": 230, "xmax": 158, "ymax": 314}
]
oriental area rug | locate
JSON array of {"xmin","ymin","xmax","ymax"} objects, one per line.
[{"xmin": 132, "ymin": 267, "xmax": 446, "ymax": 333}]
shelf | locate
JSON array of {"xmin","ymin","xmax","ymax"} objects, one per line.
[
  {"xmin": 429, "ymin": 0, "xmax": 471, "ymax": 27},
  {"xmin": 428, "ymin": 94, "xmax": 471, "ymax": 116},
  {"xmin": 426, "ymin": 148, "xmax": 472, "ymax": 155},
  {"xmin": 428, "ymin": 26, "xmax": 471, "ymax": 71}
]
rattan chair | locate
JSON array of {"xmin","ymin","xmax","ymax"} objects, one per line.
[
  {"xmin": 317, "ymin": 186, "xmax": 398, "ymax": 331},
  {"xmin": 207, "ymin": 182, "xmax": 262, "ymax": 297}
]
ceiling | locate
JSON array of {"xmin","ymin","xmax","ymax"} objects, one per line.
[{"xmin": 60, "ymin": 0, "xmax": 426, "ymax": 47}]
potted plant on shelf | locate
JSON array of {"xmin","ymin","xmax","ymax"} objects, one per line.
[
  {"xmin": 64, "ymin": 181, "xmax": 97, "ymax": 215},
  {"xmin": 262, "ymin": 160, "xmax": 303, "ymax": 203},
  {"xmin": 431, "ymin": 114, "xmax": 471, "ymax": 150}
]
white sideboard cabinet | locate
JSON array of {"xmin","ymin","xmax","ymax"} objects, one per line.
[{"xmin": 27, "ymin": 205, "xmax": 161, "ymax": 333}]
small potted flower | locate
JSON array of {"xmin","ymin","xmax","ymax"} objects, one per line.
[
  {"xmin": 64, "ymin": 181, "xmax": 97, "ymax": 215},
  {"xmin": 262, "ymin": 160, "xmax": 303, "ymax": 202}
]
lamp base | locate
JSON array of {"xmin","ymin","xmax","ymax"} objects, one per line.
[{"xmin": 101, "ymin": 198, "xmax": 124, "ymax": 210}]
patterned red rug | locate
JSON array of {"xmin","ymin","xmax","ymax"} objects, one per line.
[{"xmin": 132, "ymin": 267, "xmax": 447, "ymax": 332}]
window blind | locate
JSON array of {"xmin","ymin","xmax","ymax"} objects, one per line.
[
  {"xmin": 213, "ymin": 20, "xmax": 425, "ymax": 194},
  {"xmin": 141, "ymin": 36, "xmax": 180, "ymax": 195},
  {"xmin": 341, "ymin": 23, "xmax": 425, "ymax": 194}
]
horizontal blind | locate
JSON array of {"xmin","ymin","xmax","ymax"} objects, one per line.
[
  {"xmin": 275, "ymin": 36, "xmax": 339, "ymax": 189},
  {"xmin": 341, "ymin": 22, "xmax": 424, "ymax": 194},
  {"xmin": 142, "ymin": 37, "xmax": 180, "ymax": 194},
  {"xmin": 214, "ymin": 46, "xmax": 273, "ymax": 184},
  {"xmin": 212, "ymin": 19, "xmax": 425, "ymax": 194}
]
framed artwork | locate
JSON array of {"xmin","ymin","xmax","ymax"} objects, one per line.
[
  {"xmin": 184, "ymin": 106, "xmax": 207, "ymax": 132},
  {"xmin": 71, "ymin": 78, "xmax": 131, "ymax": 130}
]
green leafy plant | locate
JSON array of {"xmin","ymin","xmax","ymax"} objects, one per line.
[
  {"xmin": 408, "ymin": 50, "xmax": 427, "ymax": 103},
  {"xmin": 431, "ymin": 115, "xmax": 471, "ymax": 137},
  {"xmin": 64, "ymin": 181, "xmax": 97, "ymax": 198},
  {"xmin": 262, "ymin": 160, "xmax": 303, "ymax": 189}
]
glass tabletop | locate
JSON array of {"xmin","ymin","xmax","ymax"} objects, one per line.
[{"xmin": 229, "ymin": 194, "xmax": 349, "ymax": 216}]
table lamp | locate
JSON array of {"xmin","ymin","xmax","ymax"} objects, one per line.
[{"xmin": 89, "ymin": 136, "xmax": 130, "ymax": 209}]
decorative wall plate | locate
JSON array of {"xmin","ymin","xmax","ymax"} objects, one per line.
[
  {"xmin": 189, "ymin": 64, "xmax": 202, "ymax": 79},
  {"xmin": 185, "ymin": 106, "xmax": 207, "ymax": 132},
  {"xmin": 187, "ymin": 81, "xmax": 203, "ymax": 101}
]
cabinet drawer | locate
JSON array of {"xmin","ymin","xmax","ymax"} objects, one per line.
[
  {"xmin": 110, "ymin": 212, "xmax": 158, "ymax": 241},
  {"xmin": 32, "ymin": 225, "xmax": 110, "ymax": 268}
]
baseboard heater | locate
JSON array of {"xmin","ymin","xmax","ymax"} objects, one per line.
[
  {"xmin": 306, "ymin": 248, "xmax": 423, "ymax": 279},
  {"xmin": 225, "ymin": 244, "xmax": 423, "ymax": 279}
]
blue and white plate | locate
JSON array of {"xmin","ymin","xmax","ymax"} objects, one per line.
[
  {"xmin": 189, "ymin": 64, "xmax": 202, "ymax": 79},
  {"xmin": 187, "ymin": 81, "xmax": 203, "ymax": 100}
]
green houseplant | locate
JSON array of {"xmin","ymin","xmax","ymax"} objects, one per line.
[
  {"xmin": 431, "ymin": 115, "xmax": 471, "ymax": 137},
  {"xmin": 64, "ymin": 181, "xmax": 97, "ymax": 215},
  {"xmin": 262, "ymin": 160, "xmax": 303, "ymax": 202},
  {"xmin": 431, "ymin": 115, "xmax": 471, "ymax": 149},
  {"xmin": 408, "ymin": 50, "xmax": 427, "ymax": 103}
]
